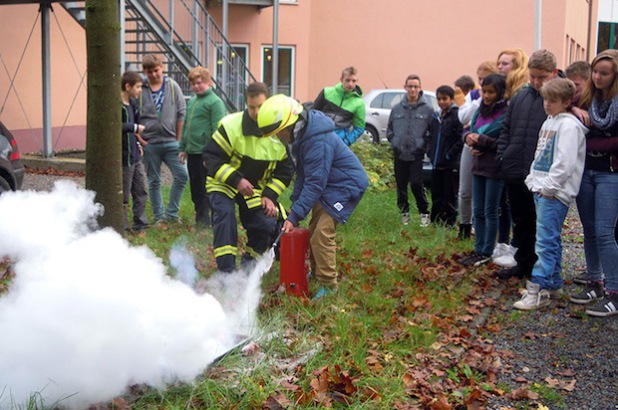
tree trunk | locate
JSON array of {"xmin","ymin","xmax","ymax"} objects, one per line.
[{"xmin": 85, "ymin": 0, "xmax": 123, "ymax": 233}]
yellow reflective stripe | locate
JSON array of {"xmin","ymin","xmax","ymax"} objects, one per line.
[
  {"xmin": 245, "ymin": 195, "xmax": 262, "ymax": 209},
  {"xmin": 245, "ymin": 246, "xmax": 260, "ymax": 259},
  {"xmin": 278, "ymin": 203, "xmax": 288, "ymax": 219},
  {"xmin": 214, "ymin": 245, "xmax": 237, "ymax": 258},
  {"xmin": 212, "ymin": 131, "xmax": 233, "ymax": 156},
  {"xmin": 206, "ymin": 183, "xmax": 237, "ymax": 198},
  {"xmin": 215, "ymin": 164, "xmax": 236, "ymax": 184},
  {"xmin": 266, "ymin": 178, "xmax": 286, "ymax": 196}
]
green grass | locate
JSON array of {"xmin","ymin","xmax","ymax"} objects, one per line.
[{"xmin": 114, "ymin": 181, "xmax": 512, "ymax": 409}]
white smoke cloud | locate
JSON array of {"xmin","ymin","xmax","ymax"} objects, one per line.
[{"xmin": 0, "ymin": 181, "xmax": 271, "ymax": 409}]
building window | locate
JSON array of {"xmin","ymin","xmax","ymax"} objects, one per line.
[
  {"xmin": 262, "ymin": 46, "xmax": 295, "ymax": 96},
  {"xmin": 597, "ymin": 21, "xmax": 618, "ymax": 52}
]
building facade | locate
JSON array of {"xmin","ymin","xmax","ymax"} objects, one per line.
[{"xmin": 0, "ymin": 0, "xmax": 598, "ymax": 154}]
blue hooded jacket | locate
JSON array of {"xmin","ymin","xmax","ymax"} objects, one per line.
[{"xmin": 288, "ymin": 109, "xmax": 368, "ymax": 226}]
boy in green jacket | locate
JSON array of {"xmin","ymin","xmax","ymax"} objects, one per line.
[
  {"xmin": 179, "ymin": 66, "xmax": 226, "ymax": 228},
  {"xmin": 313, "ymin": 66, "xmax": 365, "ymax": 146}
]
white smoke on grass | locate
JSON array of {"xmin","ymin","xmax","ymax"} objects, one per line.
[{"xmin": 0, "ymin": 181, "xmax": 272, "ymax": 409}]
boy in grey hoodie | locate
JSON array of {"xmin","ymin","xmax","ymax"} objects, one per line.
[
  {"xmin": 514, "ymin": 78, "xmax": 587, "ymax": 310},
  {"xmin": 139, "ymin": 54, "xmax": 188, "ymax": 222}
]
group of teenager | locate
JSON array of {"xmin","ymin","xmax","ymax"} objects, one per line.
[
  {"xmin": 121, "ymin": 55, "xmax": 368, "ymax": 300},
  {"xmin": 393, "ymin": 48, "xmax": 618, "ymax": 316}
]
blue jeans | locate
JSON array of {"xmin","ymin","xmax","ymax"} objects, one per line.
[
  {"xmin": 143, "ymin": 140, "xmax": 188, "ymax": 220},
  {"xmin": 472, "ymin": 175, "xmax": 503, "ymax": 256},
  {"xmin": 576, "ymin": 169, "xmax": 618, "ymax": 291},
  {"xmin": 531, "ymin": 195, "xmax": 568, "ymax": 290}
]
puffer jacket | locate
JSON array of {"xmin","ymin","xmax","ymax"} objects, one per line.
[
  {"xmin": 497, "ymin": 84, "xmax": 548, "ymax": 183},
  {"xmin": 387, "ymin": 92, "xmax": 434, "ymax": 161},
  {"xmin": 313, "ymin": 82, "xmax": 366, "ymax": 146},
  {"xmin": 288, "ymin": 109, "xmax": 368, "ymax": 225},
  {"xmin": 428, "ymin": 103, "xmax": 463, "ymax": 170}
]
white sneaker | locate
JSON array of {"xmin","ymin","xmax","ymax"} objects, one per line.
[
  {"xmin": 491, "ymin": 243, "xmax": 508, "ymax": 259},
  {"xmin": 513, "ymin": 281, "xmax": 551, "ymax": 310},
  {"xmin": 401, "ymin": 212, "xmax": 410, "ymax": 225},
  {"xmin": 493, "ymin": 244, "xmax": 517, "ymax": 268},
  {"xmin": 420, "ymin": 214, "xmax": 430, "ymax": 227}
]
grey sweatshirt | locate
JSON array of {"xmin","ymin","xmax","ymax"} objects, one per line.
[{"xmin": 139, "ymin": 77, "xmax": 186, "ymax": 144}]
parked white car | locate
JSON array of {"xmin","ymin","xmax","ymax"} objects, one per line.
[{"xmin": 363, "ymin": 89, "xmax": 438, "ymax": 144}]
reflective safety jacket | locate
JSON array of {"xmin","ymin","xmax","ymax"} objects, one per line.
[{"xmin": 203, "ymin": 110, "xmax": 294, "ymax": 208}]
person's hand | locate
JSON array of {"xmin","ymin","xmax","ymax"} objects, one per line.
[
  {"xmin": 136, "ymin": 134, "xmax": 148, "ymax": 147},
  {"xmin": 178, "ymin": 152, "xmax": 187, "ymax": 164},
  {"xmin": 237, "ymin": 178, "xmax": 254, "ymax": 196},
  {"xmin": 138, "ymin": 144, "xmax": 144, "ymax": 157},
  {"xmin": 282, "ymin": 220, "xmax": 295, "ymax": 233},
  {"xmin": 136, "ymin": 124, "xmax": 146, "ymax": 134},
  {"xmin": 261, "ymin": 197, "xmax": 277, "ymax": 217},
  {"xmin": 471, "ymin": 148, "xmax": 483, "ymax": 156},
  {"xmin": 571, "ymin": 106, "xmax": 590, "ymax": 127},
  {"xmin": 465, "ymin": 133, "xmax": 479, "ymax": 146}
]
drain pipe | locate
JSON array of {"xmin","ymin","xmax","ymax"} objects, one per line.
[{"xmin": 272, "ymin": 0, "xmax": 279, "ymax": 94}]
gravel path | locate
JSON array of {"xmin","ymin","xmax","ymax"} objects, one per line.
[
  {"xmin": 17, "ymin": 170, "xmax": 618, "ymax": 408},
  {"xmin": 486, "ymin": 209, "xmax": 618, "ymax": 409}
]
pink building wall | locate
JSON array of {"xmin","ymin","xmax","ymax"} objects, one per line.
[{"xmin": 0, "ymin": 0, "xmax": 598, "ymax": 154}]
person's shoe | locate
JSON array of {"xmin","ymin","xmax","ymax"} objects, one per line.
[
  {"xmin": 401, "ymin": 212, "xmax": 410, "ymax": 226},
  {"xmin": 513, "ymin": 281, "xmax": 551, "ymax": 310},
  {"xmin": 458, "ymin": 223, "xmax": 472, "ymax": 239},
  {"xmin": 547, "ymin": 288, "xmax": 563, "ymax": 299},
  {"xmin": 313, "ymin": 286, "xmax": 337, "ymax": 300},
  {"xmin": 491, "ymin": 243, "xmax": 508, "ymax": 259},
  {"xmin": 570, "ymin": 281, "xmax": 605, "ymax": 305},
  {"xmin": 459, "ymin": 252, "xmax": 490, "ymax": 267},
  {"xmin": 420, "ymin": 214, "xmax": 430, "ymax": 227},
  {"xmin": 585, "ymin": 292, "xmax": 618, "ymax": 317},
  {"xmin": 133, "ymin": 223, "xmax": 150, "ymax": 231},
  {"xmin": 572, "ymin": 271, "xmax": 589, "ymax": 285},
  {"xmin": 493, "ymin": 244, "xmax": 517, "ymax": 268},
  {"xmin": 495, "ymin": 266, "xmax": 524, "ymax": 280}
]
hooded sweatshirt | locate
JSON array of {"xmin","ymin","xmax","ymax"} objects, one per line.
[
  {"xmin": 525, "ymin": 113, "xmax": 588, "ymax": 206},
  {"xmin": 289, "ymin": 109, "xmax": 368, "ymax": 225}
]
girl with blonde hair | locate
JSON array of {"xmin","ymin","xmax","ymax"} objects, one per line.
[{"xmin": 497, "ymin": 48, "xmax": 530, "ymax": 100}]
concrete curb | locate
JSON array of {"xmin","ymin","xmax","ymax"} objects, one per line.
[{"xmin": 21, "ymin": 155, "xmax": 85, "ymax": 173}]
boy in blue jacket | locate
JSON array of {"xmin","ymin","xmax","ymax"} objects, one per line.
[
  {"xmin": 257, "ymin": 95, "xmax": 369, "ymax": 299},
  {"xmin": 428, "ymin": 85, "xmax": 463, "ymax": 227}
]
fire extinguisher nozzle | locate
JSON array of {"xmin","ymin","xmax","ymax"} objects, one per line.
[{"xmin": 272, "ymin": 230, "xmax": 285, "ymax": 249}]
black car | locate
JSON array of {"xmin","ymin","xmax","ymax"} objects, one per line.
[{"xmin": 0, "ymin": 120, "xmax": 25, "ymax": 194}]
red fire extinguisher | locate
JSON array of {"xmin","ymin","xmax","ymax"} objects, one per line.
[{"xmin": 279, "ymin": 228, "xmax": 310, "ymax": 297}]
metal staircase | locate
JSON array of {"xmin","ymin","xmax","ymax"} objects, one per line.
[{"xmin": 60, "ymin": 0, "xmax": 258, "ymax": 112}]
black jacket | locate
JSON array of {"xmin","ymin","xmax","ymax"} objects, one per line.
[
  {"xmin": 428, "ymin": 104, "xmax": 463, "ymax": 170},
  {"xmin": 497, "ymin": 85, "xmax": 547, "ymax": 183}
]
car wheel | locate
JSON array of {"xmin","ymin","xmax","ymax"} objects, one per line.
[
  {"xmin": 0, "ymin": 176, "xmax": 11, "ymax": 195},
  {"xmin": 365, "ymin": 125, "xmax": 380, "ymax": 144}
]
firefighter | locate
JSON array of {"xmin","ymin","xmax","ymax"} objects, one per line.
[{"xmin": 203, "ymin": 83, "xmax": 294, "ymax": 272}]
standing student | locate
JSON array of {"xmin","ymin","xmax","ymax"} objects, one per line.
[
  {"xmin": 313, "ymin": 66, "xmax": 366, "ymax": 146},
  {"xmin": 569, "ymin": 50, "xmax": 618, "ymax": 317},
  {"xmin": 495, "ymin": 49, "xmax": 559, "ymax": 280},
  {"xmin": 492, "ymin": 48, "xmax": 530, "ymax": 268},
  {"xmin": 120, "ymin": 71, "xmax": 149, "ymax": 232},
  {"xmin": 459, "ymin": 74, "xmax": 508, "ymax": 267},
  {"xmin": 139, "ymin": 54, "xmax": 188, "ymax": 223},
  {"xmin": 428, "ymin": 85, "xmax": 463, "ymax": 226},
  {"xmin": 178, "ymin": 66, "xmax": 226, "ymax": 228},
  {"xmin": 457, "ymin": 61, "xmax": 498, "ymax": 239},
  {"xmin": 387, "ymin": 74, "xmax": 433, "ymax": 227},
  {"xmin": 514, "ymin": 78, "xmax": 587, "ymax": 310}
]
